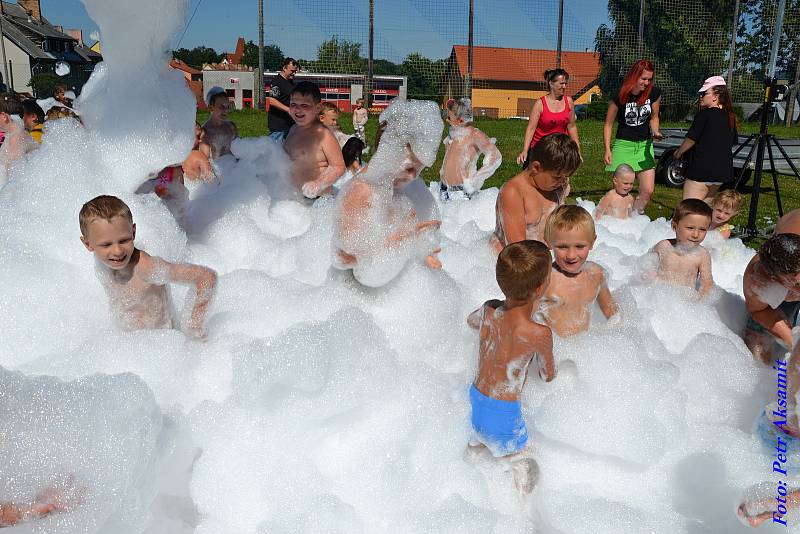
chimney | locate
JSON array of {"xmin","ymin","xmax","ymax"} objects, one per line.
[
  {"xmin": 17, "ymin": 0, "xmax": 41, "ymax": 22},
  {"xmin": 67, "ymin": 28, "xmax": 83, "ymax": 45}
]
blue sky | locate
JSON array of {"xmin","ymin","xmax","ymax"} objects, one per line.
[{"xmin": 39, "ymin": 0, "xmax": 611, "ymax": 62}]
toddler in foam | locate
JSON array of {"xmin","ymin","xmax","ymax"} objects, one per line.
[
  {"xmin": 466, "ymin": 240, "xmax": 556, "ymax": 494},
  {"xmin": 79, "ymin": 195, "xmax": 217, "ymax": 337}
]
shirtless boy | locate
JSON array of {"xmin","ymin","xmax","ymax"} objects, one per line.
[
  {"xmin": 439, "ymin": 98, "xmax": 501, "ymax": 200},
  {"xmin": 467, "ymin": 240, "xmax": 555, "ymax": 493},
  {"xmin": 650, "ymin": 198, "xmax": 714, "ymax": 297},
  {"xmin": 202, "ymin": 89, "xmax": 238, "ymax": 159},
  {"xmin": 283, "ymin": 81, "xmax": 346, "ymax": 199},
  {"xmin": 595, "ymin": 164, "xmax": 636, "ymax": 220},
  {"xmin": 541, "ymin": 205, "xmax": 617, "ymax": 337},
  {"xmin": 319, "ymin": 101, "xmax": 352, "ymax": 148},
  {"xmin": 352, "ymin": 98, "xmax": 368, "ymax": 145},
  {"xmin": 491, "ymin": 133, "xmax": 580, "ymax": 253},
  {"xmin": 79, "ymin": 196, "xmax": 217, "ymax": 337}
]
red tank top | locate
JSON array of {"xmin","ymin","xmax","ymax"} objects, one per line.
[{"xmin": 530, "ymin": 96, "xmax": 571, "ymax": 147}]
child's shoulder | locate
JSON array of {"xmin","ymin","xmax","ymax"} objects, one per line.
[{"xmin": 583, "ymin": 261, "xmax": 608, "ymax": 279}]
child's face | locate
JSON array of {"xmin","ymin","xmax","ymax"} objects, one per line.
[
  {"xmin": 549, "ymin": 226, "xmax": 595, "ymax": 274},
  {"xmin": 530, "ymin": 163, "xmax": 569, "ymax": 192},
  {"xmin": 54, "ymin": 88, "xmax": 65, "ymax": 101},
  {"xmin": 355, "ymin": 100, "xmax": 364, "ymax": 109},
  {"xmin": 210, "ymin": 98, "xmax": 230, "ymax": 120},
  {"xmin": 81, "ymin": 216, "xmax": 136, "ymax": 270},
  {"xmin": 711, "ymin": 203, "xmax": 736, "ymax": 226},
  {"xmin": 22, "ymin": 112, "xmax": 37, "ymax": 130},
  {"xmin": 446, "ymin": 110, "xmax": 465, "ymax": 127},
  {"xmin": 290, "ymin": 93, "xmax": 321, "ymax": 126},
  {"xmin": 319, "ymin": 109, "xmax": 339, "ymax": 127},
  {"xmin": 612, "ymin": 173, "xmax": 635, "ymax": 195},
  {"xmin": 672, "ymin": 214, "xmax": 710, "ymax": 246}
]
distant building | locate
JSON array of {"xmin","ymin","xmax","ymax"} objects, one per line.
[
  {"xmin": 224, "ymin": 37, "xmax": 245, "ymax": 65},
  {"xmin": 202, "ymin": 60, "xmax": 255, "ymax": 110},
  {"xmin": 442, "ymin": 45, "xmax": 601, "ymax": 118},
  {"xmin": 0, "ymin": 0, "xmax": 101, "ymax": 94},
  {"xmin": 170, "ymin": 59, "xmax": 204, "ymax": 109}
]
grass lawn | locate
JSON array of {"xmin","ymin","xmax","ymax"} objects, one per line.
[{"xmin": 202, "ymin": 108, "xmax": 800, "ymax": 242}]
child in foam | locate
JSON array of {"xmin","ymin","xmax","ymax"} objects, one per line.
[
  {"xmin": 333, "ymin": 136, "xmax": 365, "ymax": 190},
  {"xmin": 21, "ymin": 99, "xmax": 45, "ymax": 144},
  {"xmin": 333, "ymin": 100, "xmax": 443, "ymax": 286},
  {"xmin": 708, "ymin": 189, "xmax": 742, "ymax": 239},
  {"xmin": 319, "ymin": 101, "xmax": 353, "ymax": 148},
  {"xmin": 283, "ymin": 81, "xmax": 346, "ymax": 199},
  {"xmin": 0, "ymin": 94, "xmax": 37, "ymax": 187},
  {"xmin": 79, "ymin": 195, "xmax": 217, "ymax": 337},
  {"xmin": 649, "ymin": 199, "xmax": 714, "ymax": 297},
  {"xmin": 202, "ymin": 87, "xmax": 239, "ymax": 159},
  {"xmin": 540, "ymin": 206, "xmax": 617, "ymax": 338},
  {"xmin": 491, "ymin": 133, "xmax": 580, "ymax": 253},
  {"xmin": 439, "ymin": 98, "xmax": 501, "ymax": 200},
  {"xmin": 595, "ymin": 163, "xmax": 636, "ymax": 220},
  {"xmin": 466, "ymin": 240, "xmax": 556, "ymax": 494}
]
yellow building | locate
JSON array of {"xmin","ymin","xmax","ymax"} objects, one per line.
[{"xmin": 443, "ymin": 45, "xmax": 602, "ymax": 118}]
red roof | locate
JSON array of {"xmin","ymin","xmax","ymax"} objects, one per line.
[
  {"xmin": 451, "ymin": 46, "xmax": 600, "ymax": 90},
  {"xmin": 225, "ymin": 37, "xmax": 246, "ymax": 65},
  {"xmin": 170, "ymin": 59, "xmax": 202, "ymax": 75}
]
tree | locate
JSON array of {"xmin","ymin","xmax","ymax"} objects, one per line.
[
  {"xmin": 241, "ymin": 41, "xmax": 285, "ymax": 71},
  {"xmin": 27, "ymin": 73, "xmax": 61, "ymax": 98},
  {"xmin": 172, "ymin": 46, "xmax": 222, "ymax": 68},
  {"xmin": 736, "ymin": 0, "xmax": 799, "ymax": 80},
  {"xmin": 399, "ymin": 53, "xmax": 446, "ymax": 100},
  {"xmin": 309, "ymin": 36, "xmax": 366, "ymax": 73}
]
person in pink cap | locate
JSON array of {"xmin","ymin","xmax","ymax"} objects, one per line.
[{"xmin": 673, "ymin": 75, "xmax": 738, "ymax": 202}]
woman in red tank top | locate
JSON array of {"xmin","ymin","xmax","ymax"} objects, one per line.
[{"xmin": 518, "ymin": 69, "xmax": 582, "ymax": 169}]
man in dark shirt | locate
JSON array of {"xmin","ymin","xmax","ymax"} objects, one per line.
[{"xmin": 267, "ymin": 58, "xmax": 299, "ymax": 142}]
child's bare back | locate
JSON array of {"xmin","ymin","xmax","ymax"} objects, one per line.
[{"xmin": 541, "ymin": 262, "xmax": 614, "ymax": 337}]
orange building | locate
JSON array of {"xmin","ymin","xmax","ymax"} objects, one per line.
[{"xmin": 442, "ymin": 45, "xmax": 602, "ymax": 118}]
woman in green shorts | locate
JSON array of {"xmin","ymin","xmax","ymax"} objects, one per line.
[{"xmin": 603, "ymin": 59, "xmax": 664, "ymax": 214}]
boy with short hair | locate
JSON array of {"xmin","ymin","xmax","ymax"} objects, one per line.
[
  {"xmin": 352, "ymin": 97, "xmax": 368, "ymax": 145},
  {"xmin": 491, "ymin": 133, "xmax": 580, "ymax": 253},
  {"xmin": 439, "ymin": 98, "xmax": 501, "ymax": 200},
  {"xmin": 595, "ymin": 163, "xmax": 636, "ymax": 220},
  {"xmin": 283, "ymin": 81, "xmax": 346, "ymax": 199},
  {"xmin": 319, "ymin": 101, "xmax": 352, "ymax": 148},
  {"xmin": 467, "ymin": 240, "xmax": 555, "ymax": 493},
  {"xmin": 708, "ymin": 189, "xmax": 742, "ymax": 239},
  {"xmin": 202, "ymin": 89, "xmax": 238, "ymax": 159},
  {"xmin": 650, "ymin": 198, "xmax": 714, "ymax": 297},
  {"xmin": 79, "ymin": 195, "xmax": 217, "ymax": 337},
  {"xmin": 21, "ymin": 99, "xmax": 45, "ymax": 143},
  {"xmin": 541, "ymin": 205, "xmax": 617, "ymax": 337}
]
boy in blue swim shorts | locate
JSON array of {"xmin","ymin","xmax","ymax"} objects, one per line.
[{"xmin": 466, "ymin": 240, "xmax": 556, "ymax": 493}]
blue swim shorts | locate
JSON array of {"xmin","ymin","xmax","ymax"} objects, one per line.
[{"xmin": 469, "ymin": 384, "xmax": 528, "ymax": 457}]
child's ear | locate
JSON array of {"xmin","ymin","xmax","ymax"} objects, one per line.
[
  {"xmin": 80, "ymin": 235, "xmax": 93, "ymax": 251},
  {"xmin": 132, "ymin": 223, "xmax": 137, "ymax": 240}
]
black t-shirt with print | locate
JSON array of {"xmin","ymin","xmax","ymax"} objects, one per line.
[
  {"xmin": 267, "ymin": 73, "xmax": 295, "ymax": 133},
  {"xmin": 614, "ymin": 86, "xmax": 662, "ymax": 142},
  {"xmin": 683, "ymin": 107, "xmax": 738, "ymax": 182}
]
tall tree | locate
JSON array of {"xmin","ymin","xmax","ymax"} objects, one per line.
[
  {"xmin": 172, "ymin": 46, "xmax": 222, "ymax": 68},
  {"xmin": 310, "ymin": 36, "xmax": 366, "ymax": 73},
  {"xmin": 241, "ymin": 41, "xmax": 285, "ymax": 71},
  {"xmin": 737, "ymin": 0, "xmax": 799, "ymax": 80},
  {"xmin": 399, "ymin": 53, "xmax": 447, "ymax": 100}
]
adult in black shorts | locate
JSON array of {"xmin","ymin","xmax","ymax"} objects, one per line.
[
  {"xmin": 267, "ymin": 58, "xmax": 299, "ymax": 142},
  {"xmin": 673, "ymin": 76, "xmax": 738, "ymax": 202}
]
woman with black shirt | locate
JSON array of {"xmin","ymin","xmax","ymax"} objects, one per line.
[
  {"xmin": 603, "ymin": 60, "xmax": 664, "ymax": 214},
  {"xmin": 673, "ymin": 76, "xmax": 738, "ymax": 202}
]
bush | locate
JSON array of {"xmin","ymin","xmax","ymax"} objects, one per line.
[
  {"xmin": 27, "ymin": 73, "xmax": 61, "ymax": 98},
  {"xmin": 586, "ymin": 99, "xmax": 608, "ymax": 120}
]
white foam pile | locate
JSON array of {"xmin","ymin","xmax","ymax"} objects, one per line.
[{"xmin": 0, "ymin": 0, "xmax": 790, "ymax": 532}]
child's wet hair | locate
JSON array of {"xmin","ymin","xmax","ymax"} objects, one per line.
[
  {"xmin": 291, "ymin": 81, "xmax": 322, "ymax": 103},
  {"xmin": 672, "ymin": 198, "xmax": 713, "ymax": 224},
  {"xmin": 544, "ymin": 205, "xmax": 596, "ymax": 244},
  {"xmin": 46, "ymin": 106, "xmax": 78, "ymax": 121},
  {"xmin": 341, "ymin": 137, "xmax": 365, "ymax": 168},
  {"xmin": 21, "ymin": 99, "xmax": 44, "ymax": 124},
  {"xmin": 614, "ymin": 163, "xmax": 635, "ymax": 178},
  {"xmin": 79, "ymin": 195, "xmax": 133, "ymax": 236},
  {"xmin": 528, "ymin": 133, "xmax": 581, "ymax": 175},
  {"xmin": 496, "ymin": 240, "xmax": 551, "ymax": 300},
  {"xmin": 711, "ymin": 189, "xmax": 743, "ymax": 213},
  {"xmin": 0, "ymin": 93, "xmax": 22, "ymax": 116},
  {"xmin": 544, "ymin": 68, "xmax": 569, "ymax": 83},
  {"xmin": 446, "ymin": 97, "xmax": 473, "ymax": 123},
  {"xmin": 208, "ymin": 91, "xmax": 229, "ymax": 108},
  {"xmin": 759, "ymin": 233, "xmax": 800, "ymax": 278},
  {"xmin": 319, "ymin": 101, "xmax": 339, "ymax": 115}
]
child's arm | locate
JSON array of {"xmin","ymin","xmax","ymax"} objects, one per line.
[
  {"xmin": 532, "ymin": 325, "xmax": 556, "ymax": 382},
  {"xmin": 497, "ymin": 186, "xmax": 527, "ymax": 245},
  {"xmin": 595, "ymin": 193, "xmax": 609, "ymax": 220},
  {"xmin": 301, "ymin": 130, "xmax": 347, "ymax": 198},
  {"xmin": 467, "ymin": 304, "xmax": 485, "ymax": 330},
  {"xmin": 464, "ymin": 130, "xmax": 502, "ymax": 194},
  {"xmin": 595, "ymin": 272, "xmax": 618, "ymax": 318},
  {"xmin": 151, "ymin": 258, "xmax": 217, "ymax": 337},
  {"xmin": 697, "ymin": 248, "xmax": 714, "ymax": 298}
]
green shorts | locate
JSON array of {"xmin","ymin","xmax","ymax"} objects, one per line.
[{"xmin": 605, "ymin": 139, "xmax": 655, "ymax": 172}]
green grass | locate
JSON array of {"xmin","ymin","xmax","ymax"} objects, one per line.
[{"xmin": 205, "ymin": 109, "xmax": 800, "ymax": 242}]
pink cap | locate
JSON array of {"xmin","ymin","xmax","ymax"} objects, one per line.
[{"xmin": 698, "ymin": 75, "xmax": 726, "ymax": 93}]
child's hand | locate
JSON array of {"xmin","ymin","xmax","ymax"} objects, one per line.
[
  {"xmin": 416, "ymin": 220, "xmax": 441, "ymax": 234},
  {"xmin": 302, "ymin": 179, "xmax": 325, "ymax": 199}
]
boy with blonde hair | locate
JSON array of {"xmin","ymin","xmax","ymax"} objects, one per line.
[
  {"xmin": 650, "ymin": 198, "xmax": 714, "ymax": 297},
  {"xmin": 541, "ymin": 205, "xmax": 617, "ymax": 337},
  {"xmin": 79, "ymin": 195, "xmax": 217, "ymax": 337},
  {"xmin": 467, "ymin": 240, "xmax": 555, "ymax": 493},
  {"xmin": 319, "ymin": 101, "xmax": 352, "ymax": 148},
  {"xmin": 708, "ymin": 189, "xmax": 742, "ymax": 239},
  {"xmin": 439, "ymin": 98, "xmax": 501, "ymax": 200},
  {"xmin": 284, "ymin": 81, "xmax": 346, "ymax": 199},
  {"xmin": 352, "ymin": 97, "xmax": 368, "ymax": 145},
  {"xmin": 595, "ymin": 163, "xmax": 636, "ymax": 219},
  {"xmin": 491, "ymin": 133, "xmax": 580, "ymax": 252}
]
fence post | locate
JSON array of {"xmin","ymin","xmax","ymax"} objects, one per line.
[
  {"xmin": 556, "ymin": 0, "xmax": 563, "ymax": 69},
  {"xmin": 257, "ymin": 0, "xmax": 264, "ymax": 110},
  {"xmin": 367, "ymin": 0, "xmax": 374, "ymax": 108},
  {"xmin": 466, "ymin": 0, "xmax": 473, "ymax": 101},
  {"xmin": 726, "ymin": 0, "xmax": 739, "ymax": 87},
  {"xmin": 637, "ymin": 0, "xmax": 645, "ymax": 57}
]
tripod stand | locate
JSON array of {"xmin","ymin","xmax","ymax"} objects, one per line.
[{"xmin": 733, "ymin": 78, "xmax": 800, "ymax": 238}]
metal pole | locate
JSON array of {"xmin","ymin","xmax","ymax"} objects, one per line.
[
  {"xmin": 726, "ymin": 0, "xmax": 739, "ymax": 86},
  {"xmin": 0, "ymin": 4, "xmax": 11, "ymax": 92},
  {"xmin": 257, "ymin": 0, "xmax": 264, "ymax": 110},
  {"xmin": 556, "ymin": 0, "xmax": 563, "ymax": 69},
  {"xmin": 466, "ymin": 0, "xmax": 473, "ymax": 99},
  {"xmin": 637, "ymin": 0, "xmax": 645, "ymax": 57},
  {"xmin": 767, "ymin": 0, "xmax": 786, "ymax": 78},
  {"xmin": 367, "ymin": 0, "xmax": 373, "ymax": 108}
]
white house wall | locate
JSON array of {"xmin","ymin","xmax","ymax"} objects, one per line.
[
  {"xmin": 1, "ymin": 37, "xmax": 31, "ymax": 92},
  {"xmin": 202, "ymin": 70, "xmax": 255, "ymax": 110}
]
